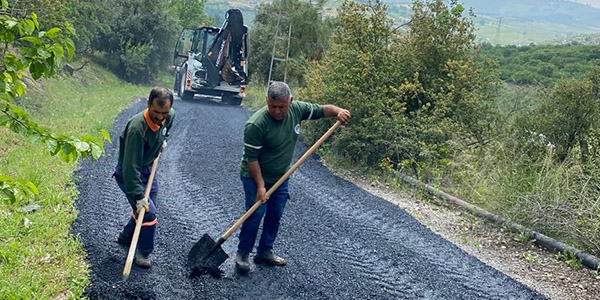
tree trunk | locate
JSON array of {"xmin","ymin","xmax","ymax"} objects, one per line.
[{"xmin": 580, "ymin": 138, "xmax": 589, "ymax": 164}]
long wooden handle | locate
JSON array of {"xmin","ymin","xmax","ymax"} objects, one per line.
[
  {"xmin": 221, "ymin": 120, "xmax": 342, "ymax": 241},
  {"xmin": 122, "ymin": 155, "xmax": 160, "ymax": 281}
]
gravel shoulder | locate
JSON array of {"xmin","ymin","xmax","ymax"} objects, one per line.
[{"xmin": 326, "ymin": 166, "xmax": 600, "ymax": 300}]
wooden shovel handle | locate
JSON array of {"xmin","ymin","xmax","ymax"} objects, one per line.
[
  {"xmin": 221, "ymin": 120, "xmax": 342, "ymax": 240},
  {"xmin": 122, "ymin": 154, "xmax": 160, "ymax": 281}
]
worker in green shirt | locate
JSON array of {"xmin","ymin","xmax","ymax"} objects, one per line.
[
  {"xmin": 113, "ymin": 87, "xmax": 175, "ymax": 268},
  {"xmin": 234, "ymin": 81, "xmax": 351, "ymax": 272}
]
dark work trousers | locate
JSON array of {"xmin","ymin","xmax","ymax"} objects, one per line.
[
  {"xmin": 113, "ymin": 165, "xmax": 158, "ymax": 256},
  {"xmin": 237, "ymin": 176, "xmax": 290, "ymax": 255}
]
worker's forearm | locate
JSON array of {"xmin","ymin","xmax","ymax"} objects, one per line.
[
  {"xmin": 322, "ymin": 105, "xmax": 343, "ymax": 118},
  {"xmin": 247, "ymin": 161, "xmax": 265, "ymax": 189}
]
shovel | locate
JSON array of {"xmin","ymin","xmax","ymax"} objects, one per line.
[
  {"xmin": 187, "ymin": 120, "xmax": 343, "ymax": 273},
  {"xmin": 122, "ymin": 154, "xmax": 160, "ymax": 281}
]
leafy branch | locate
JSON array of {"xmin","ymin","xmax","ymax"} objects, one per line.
[{"xmin": 0, "ymin": 3, "xmax": 109, "ymax": 204}]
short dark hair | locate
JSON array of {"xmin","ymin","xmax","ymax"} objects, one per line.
[
  {"xmin": 148, "ymin": 87, "xmax": 174, "ymax": 107},
  {"xmin": 267, "ymin": 81, "xmax": 291, "ymax": 101}
]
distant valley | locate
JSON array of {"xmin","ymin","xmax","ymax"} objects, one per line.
[{"xmin": 206, "ymin": 0, "xmax": 600, "ymax": 45}]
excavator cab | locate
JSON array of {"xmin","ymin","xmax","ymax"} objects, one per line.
[
  {"xmin": 173, "ymin": 27, "xmax": 219, "ymax": 67},
  {"xmin": 172, "ymin": 9, "xmax": 249, "ymax": 105}
]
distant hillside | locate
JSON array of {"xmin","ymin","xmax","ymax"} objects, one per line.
[
  {"xmin": 206, "ymin": 0, "xmax": 600, "ymax": 46},
  {"xmin": 383, "ymin": 0, "xmax": 600, "ymax": 45},
  {"xmin": 461, "ymin": 0, "xmax": 600, "ymax": 27},
  {"xmin": 560, "ymin": 33, "xmax": 600, "ymax": 45}
]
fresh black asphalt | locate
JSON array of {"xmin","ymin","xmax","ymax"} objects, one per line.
[{"xmin": 72, "ymin": 96, "xmax": 547, "ymax": 299}]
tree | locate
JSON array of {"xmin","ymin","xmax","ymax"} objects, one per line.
[
  {"xmin": 91, "ymin": 0, "xmax": 179, "ymax": 83},
  {"xmin": 300, "ymin": 0, "xmax": 498, "ymax": 175},
  {"xmin": 7, "ymin": 0, "xmax": 75, "ymax": 31},
  {"xmin": 169, "ymin": 0, "xmax": 213, "ymax": 28},
  {"xmin": 249, "ymin": 0, "xmax": 335, "ymax": 86},
  {"xmin": 0, "ymin": 2, "xmax": 108, "ymax": 203},
  {"xmin": 300, "ymin": 0, "xmax": 407, "ymax": 164},
  {"xmin": 528, "ymin": 67, "xmax": 600, "ymax": 163},
  {"xmin": 68, "ymin": 0, "xmax": 114, "ymax": 54}
]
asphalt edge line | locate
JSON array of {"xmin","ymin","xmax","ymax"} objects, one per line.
[{"xmin": 395, "ymin": 171, "xmax": 600, "ymax": 271}]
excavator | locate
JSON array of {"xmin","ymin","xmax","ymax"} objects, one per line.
[{"xmin": 173, "ymin": 9, "xmax": 249, "ymax": 105}]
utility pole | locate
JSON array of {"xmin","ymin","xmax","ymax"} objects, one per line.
[
  {"xmin": 494, "ymin": 17, "xmax": 503, "ymax": 44},
  {"xmin": 267, "ymin": 14, "xmax": 292, "ymax": 86}
]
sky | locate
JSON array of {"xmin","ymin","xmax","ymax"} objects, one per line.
[{"xmin": 568, "ymin": 0, "xmax": 600, "ymax": 8}]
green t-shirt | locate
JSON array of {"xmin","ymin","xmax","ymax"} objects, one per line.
[
  {"xmin": 117, "ymin": 108, "xmax": 175, "ymax": 202},
  {"xmin": 241, "ymin": 100, "xmax": 324, "ymax": 183}
]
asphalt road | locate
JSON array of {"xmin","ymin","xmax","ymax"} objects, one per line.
[{"xmin": 72, "ymin": 96, "xmax": 547, "ymax": 299}]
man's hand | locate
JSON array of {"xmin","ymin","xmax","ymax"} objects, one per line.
[
  {"xmin": 161, "ymin": 140, "xmax": 167, "ymax": 152},
  {"xmin": 136, "ymin": 198, "xmax": 149, "ymax": 213},
  {"xmin": 337, "ymin": 109, "xmax": 351, "ymax": 124},
  {"xmin": 256, "ymin": 186, "xmax": 268, "ymax": 203}
]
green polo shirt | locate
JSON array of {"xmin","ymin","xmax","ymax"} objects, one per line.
[
  {"xmin": 241, "ymin": 100, "xmax": 324, "ymax": 183},
  {"xmin": 117, "ymin": 108, "xmax": 175, "ymax": 202}
]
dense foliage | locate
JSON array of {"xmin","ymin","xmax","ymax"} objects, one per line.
[
  {"xmin": 298, "ymin": 0, "xmax": 600, "ymax": 256},
  {"xmin": 481, "ymin": 44, "xmax": 600, "ymax": 86},
  {"xmin": 0, "ymin": 2, "xmax": 108, "ymax": 203},
  {"xmin": 301, "ymin": 0, "xmax": 497, "ymax": 176},
  {"xmin": 13, "ymin": 0, "xmax": 211, "ymax": 84},
  {"xmin": 248, "ymin": 0, "xmax": 336, "ymax": 86}
]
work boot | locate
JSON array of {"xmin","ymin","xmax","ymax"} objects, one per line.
[
  {"xmin": 134, "ymin": 251, "xmax": 151, "ymax": 269},
  {"xmin": 117, "ymin": 232, "xmax": 132, "ymax": 246},
  {"xmin": 234, "ymin": 252, "xmax": 250, "ymax": 272},
  {"xmin": 253, "ymin": 251, "xmax": 286, "ymax": 266}
]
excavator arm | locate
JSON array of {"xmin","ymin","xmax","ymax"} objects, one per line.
[{"xmin": 202, "ymin": 9, "xmax": 248, "ymax": 86}]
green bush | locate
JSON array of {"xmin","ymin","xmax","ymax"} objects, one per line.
[{"xmin": 300, "ymin": 0, "xmax": 497, "ymax": 177}]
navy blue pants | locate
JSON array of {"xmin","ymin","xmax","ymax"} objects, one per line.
[
  {"xmin": 113, "ymin": 165, "xmax": 157, "ymax": 256},
  {"xmin": 237, "ymin": 176, "xmax": 289, "ymax": 255}
]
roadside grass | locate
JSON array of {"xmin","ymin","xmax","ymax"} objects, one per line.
[
  {"xmin": 316, "ymin": 81, "xmax": 600, "ymax": 270},
  {"xmin": 0, "ymin": 60, "xmax": 150, "ymax": 299},
  {"xmin": 241, "ymin": 80, "xmax": 268, "ymax": 111},
  {"xmin": 154, "ymin": 70, "xmax": 177, "ymax": 91}
]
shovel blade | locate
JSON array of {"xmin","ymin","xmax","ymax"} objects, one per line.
[{"xmin": 187, "ymin": 233, "xmax": 229, "ymax": 271}]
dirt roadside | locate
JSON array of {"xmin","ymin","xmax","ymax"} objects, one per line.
[{"xmin": 326, "ymin": 165, "xmax": 600, "ymax": 300}]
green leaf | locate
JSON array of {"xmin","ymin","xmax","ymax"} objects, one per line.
[
  {"xmin": 44, "ymin": 28, "xmax": 61, "ymax": 39},
  {"xmin": 59, "ymin": 150, "xmax": 70, "ymax": 163},
  {"xmin": 101, "ymin": 129, "xmax": 112, "ymax": 143},
  {"xmin": 3, "ymin": 72, "xmax": 13, "ymax": 84},
  {"xmin": 91, "ymin": 143, "xmax": 103, "ymax": 161},
  {"xmin": 30, "ymin": 62, "xmax": 45, "ymax": 79},
  {"xmin": 8, "ymin": 104, "xmax": 26, "ymax": 118},
  {"xmin": 31, "ymin": 13, "xmax": 39, "ymax": 29},
  {"xmin": 1, "ymin": 0, "xmax": 7, "ymax": 10},
  {"xmin": 14, "ymin": 80, "xmax": 26, "ymax": 97},
  {"xmin": 1, "ymin": 189, "xmax": 16, "ymax": 204},
  {"xmin": 26, "ymin": 182, "xmax": 39, "ymax": 196},
  {"xmin": 9, "ymin": 121, "xmax": 26, "ymax": 136},
  {"xmin": 61, "ymin": 142, "xmax": 74, "ymax": 156},
  {"xmin": 5, "ymin": 20, "xmax": 17, "ymax": 29},
  {"xmin": 0, "ymin": 114, "xmax": 10, "ymax": 126},
  {"xmin": 451, "ymin": 5, "xmax": 465, "ymax": 16},
  {"xmin": 65, "ymin": 39, "xmax": 75, "ymax": 61},
  {"xmin": 3, "ymin": 54, "xmax": 19, "ymax": 71},
  {"xmin": 28, "ymin": 133, "xmax": 41, "ymax": 143},
  {"xmin": 50, "ymin": 44, "xmax": 64, "ymax": 61},
  {"xmin": 66, "ymin": 24, "xmax": 76, "ymax": 35},
  {"xmin": 0, "ymin": 175, "xmax": 13, "ymax": 183},
  {"xmin": 24, "ymin": 19, "xmax": 35, "ymax": 34},
  {"xmin": 74, "ymin": 141, "xmax": 90, "ymax": 152},
  {"xmin": 46, "ymin": 139, "xmax": 58, "ymax": 155},
  {"xmin": 37, "ymin": 48, "xmax": 52, "ymax": 59},
  {"xmin": 20, "ymin": 36, "xmax": 42, "ymax": 45}
]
